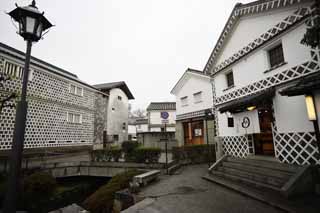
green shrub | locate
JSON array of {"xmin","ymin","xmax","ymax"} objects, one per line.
[
  {"xmin": 122, "ymin": 141, "xmax": 139, "ymax": 162},
  {"xmin": 23, "ymin": 171, "xmax": 57, "ymax": 197},
  {"xmin": 91, "ymin": 150, "xmax": 107, "ymax": 162},
  {"xmin": 109, "ymin": 146, "xmax": 122, "ymax": 162},
  {"xmin": 132, "ymin": 147, "xmax": 161, "ymax": 163},
  {"xmin": 91, "ymin": 146, "xmax": 122, "ymax": 162},
  {"xmin": 83, "ymin": 170, "xmax": 141, "ymax": 213},
  {"xmin": 172, "ymin": 144, "xmax": 215, "ymax": 164},
  {"xmin": 22, "ymin": 172, "xmax": 57, "ymax": 212}
]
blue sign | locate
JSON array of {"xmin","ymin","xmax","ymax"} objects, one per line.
[{"xmin": 161, "ymin": 111, "xmax": 169, "ymax": 119}]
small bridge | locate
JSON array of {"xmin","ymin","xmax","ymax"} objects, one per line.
[{"xmin": 41, "ymin": 161, "xmax": 168, "ymax": 178}]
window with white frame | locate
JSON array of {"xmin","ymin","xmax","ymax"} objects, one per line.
[
  {"xmin": 69, "ymin": 84, "xmax": 83, "ymax": 96},
  {"xmin": 193, "ymin": 91, "xmax": 202, "ymax": 103},
  {"xmin": 180, "ymin": 96, "xmax": 188, "ymax": 106},
  {"xmin": 67, "ymin": 112, "xmax": 82, "ymax": 124}
]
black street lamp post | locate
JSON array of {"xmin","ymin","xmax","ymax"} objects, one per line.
[
  {"xmin": 3, "ymin": 1, "xmax": 52, "ymax": 212},
  {"xmin": 204, "ymin": 109, "xmax": 213, "ymax": 168}
]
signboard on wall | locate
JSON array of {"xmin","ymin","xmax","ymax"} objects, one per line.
[
  {"xmin": 161, "ymin": 112, "xmax": 169, "ymax": 119},
  {"xmin": 194, "ymin": 129, "xmax": 202, "ymax": 136},
  {"xmin": 161, "ymin": 111, "xmax": 169, "ymax": 124}
]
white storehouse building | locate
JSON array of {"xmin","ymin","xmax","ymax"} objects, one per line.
[
  {"xmin": 0, "ymin": 43, "xmax": 133, "ymax": 150},
  {"xmin": 205, "ymin": 0, "xmax": 320, "ymax": 165},
  {"xmin": 137, "ymin": 102, "xmax": 177, "ymax": 149},
  {"xmin": 94, "ymin": 82, "xmax": 134, "ymax": 146},
  {"xmin": 171, "ymin": 68, "xmax": 215, "ymax": 146}
]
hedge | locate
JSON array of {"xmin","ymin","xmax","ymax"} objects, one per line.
[
  {"xmin": 91, "ymin": 146, "xmax": 122, "ymax": 162},
  {"xmin": 83, "ymin": 170, "xmax": 141, "ymax": 213},
  {"xmin": 121, "ymin": 141, "xmax": 139, "ymax": 162},
  {"xmin": 172, "ymin": 144, "xmax": 216, "ymax": 164},
  {"xmin": 132, "ymin": 147, "xmax": 161, "ymax": 163}
]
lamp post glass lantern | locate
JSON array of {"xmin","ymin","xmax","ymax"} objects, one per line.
[
  {"xmin": 3, "ymin": 1, "xmax": 52, "ymax": 212},
  {"xmin": 9, "ymin": 0, "xmax": 53, "ymax": 42}
]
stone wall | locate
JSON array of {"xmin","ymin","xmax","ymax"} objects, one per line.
[{"xmin": 137, "ymin": 132, "xmax": 178, "ymax": 150}]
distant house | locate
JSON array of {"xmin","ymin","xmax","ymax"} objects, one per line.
[
  {"xmin": 171, "ymin": 68, "xmax": 215, "ymax": 146},
  {"xmin": 94, "ymin": 81, "xmax": 134, "ymax": 146},
  {"xmin": 137, "ymin": 102, "xmax": 177, "ymax": 149}
]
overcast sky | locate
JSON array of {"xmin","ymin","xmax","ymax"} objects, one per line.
[{"xmin": 0, "ymin": 0, "xmax": 252, "ymax": 110}]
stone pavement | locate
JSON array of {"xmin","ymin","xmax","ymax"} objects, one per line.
[{"xmin": 123, "ymin": 164, "xmax": 285, "ymax": 213}]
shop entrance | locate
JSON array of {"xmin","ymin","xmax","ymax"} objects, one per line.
[
  {"xmin": 183, "ymin": 120, "xmax": 204, "ymax": 145},
  {"xmin": 254, "ymin": 107, "xmax": 275, "ymax": 156}
]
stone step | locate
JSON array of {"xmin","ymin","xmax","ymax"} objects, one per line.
[
  {"xmin": 227, "ymin": 157, "xmax": 300, "ymax": 173},
  {"xmin": 222, "ymin": 161, "xmax": 291, "ymax": 180},
  {"xmin": 202, "ymin": 174, "xmax": 302, "ymax": 213},
  {"xmin": 211, "ymin": 170, "xmax": 282, "ymax": 192},
  {"xmin": 217, "ymin": 166, "xmax": 286, "ymax": 187}
]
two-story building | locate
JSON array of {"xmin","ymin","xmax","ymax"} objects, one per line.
[
  {"xmin": 0, "ymin": 42, "xmax": 134, "ymax": 151},
  {"xmin": 171, "ymin": 68, "xmax": 215, "ymax": 146},
  {"xmin": 205, "ymin": 0, "xmax": 320, "ymax": 165},
  {"xmin": 94, "ymin": 81, "xmax": 134, "ymax": 146},
  {"xmin": 0, "ymin": 42, "xmax": 109, "ymax": 150},
  {"xmin": 136, "ymin": 102, "xmax": 177, "ymax": 149}
]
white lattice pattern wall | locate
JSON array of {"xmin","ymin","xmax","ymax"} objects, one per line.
[
  {"xmin": 204, "ymin": 0, "xmax": 307, "ymax": 74},
  {"xmin": 215, "ymin": 50, "xmax": 320, "ymax": 105},
  {"xmin": 273, "ymin": 126, "xmax": 320, "ymax": 165},
  {"xmin": 0, "ymin": 54, "xmax": 97, "ymax": 150},
  {"xmin": 222, "ymin": 135, "xmax": 250, "ymax": 158},
  {"xmin": 211, "ymin": 7, "xmax": 309, "ymax": 75}
]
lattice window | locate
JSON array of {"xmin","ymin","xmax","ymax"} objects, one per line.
[
  {"xmin": 226, "ymin": 71, "xmax": 234, "ymax": 88},
  {"xmin": 268, "ymin": 44, "xmax": 285, "ymax": 68},
  {"xmin": 221, "ymin": 135, "xmax": 250, "ymax": 158},
  {"xmin": 272, "ymin": 126, "xmax": 320, "ymax": 165}
]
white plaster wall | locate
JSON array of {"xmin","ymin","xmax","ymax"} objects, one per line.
[
  {"xmin": 214, "ymin": 23, "xmax": 310, "ymax": 98},
  {"xmin": 215, "ymin": 5, "xmax": 305, "ymax": 65},
  {"xmin": 150, "ymin": 127, "xmax": 161, "ymax": 132},
  {"xmin": 136, "ymin": 124, "xmax": 148, "ymax": 133},
  {"xmin": 149, "ymin": 111, "xmax": 176, "ymax": 125},
  {"xmin": 273, "ymin": 89, "xmax": 314, "ymax": 133},
  {"xmin": 107, "ymin": 88, "xmax": 129, "ymax": 143},
  {"xmin": 175, "ymin": 75, "xmax": 213, "ymax": 115},
  {"xmin": 128, "ymin": 125, "xmax": 136, "ymax": 134},
  {"xmin": 218, "ymin": 110, "xmax": 260, "ymax": 136},
  {"xmin": 149, "ymin": 127, "xmax": 175, "ymax": 132}
]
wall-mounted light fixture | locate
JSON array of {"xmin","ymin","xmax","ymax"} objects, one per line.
[
  {"xmin": 305, "ymin": 94, "xmax": 317, "ymax": 121},
  {"xmin": 247, "ymin": 106, "xmax": 256, "ymax": 111}
]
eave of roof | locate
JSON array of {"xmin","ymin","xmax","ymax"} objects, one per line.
[
  {"xmin": 0, "ymin": 42, "xmax": 77, "ymax": 78},
  {"xmin": 219, "ymin": 88, "xmax": 275, "ymax": 113},
  {"xmin": 280, "ymin": 71, "xmax": 320, "ymax": 96},
  {"xmin": 0, "ymin": 42, "xmax": 106, "ymax": 93},
  {"xmin": 170, "ymin": 68, "xmax": 210, "ymax": 95},
  {"xmin": 93, "ymin": 81, "xmax": 135, "ymax": 100},
  {"xmin": 147, "ymin": 102, "xmax": 176, "ymax": 111}
]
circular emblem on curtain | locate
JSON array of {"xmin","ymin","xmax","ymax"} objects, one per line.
[{"xmin": 241, "ymin": 117, "xmax": 250, "ymax": 129}]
